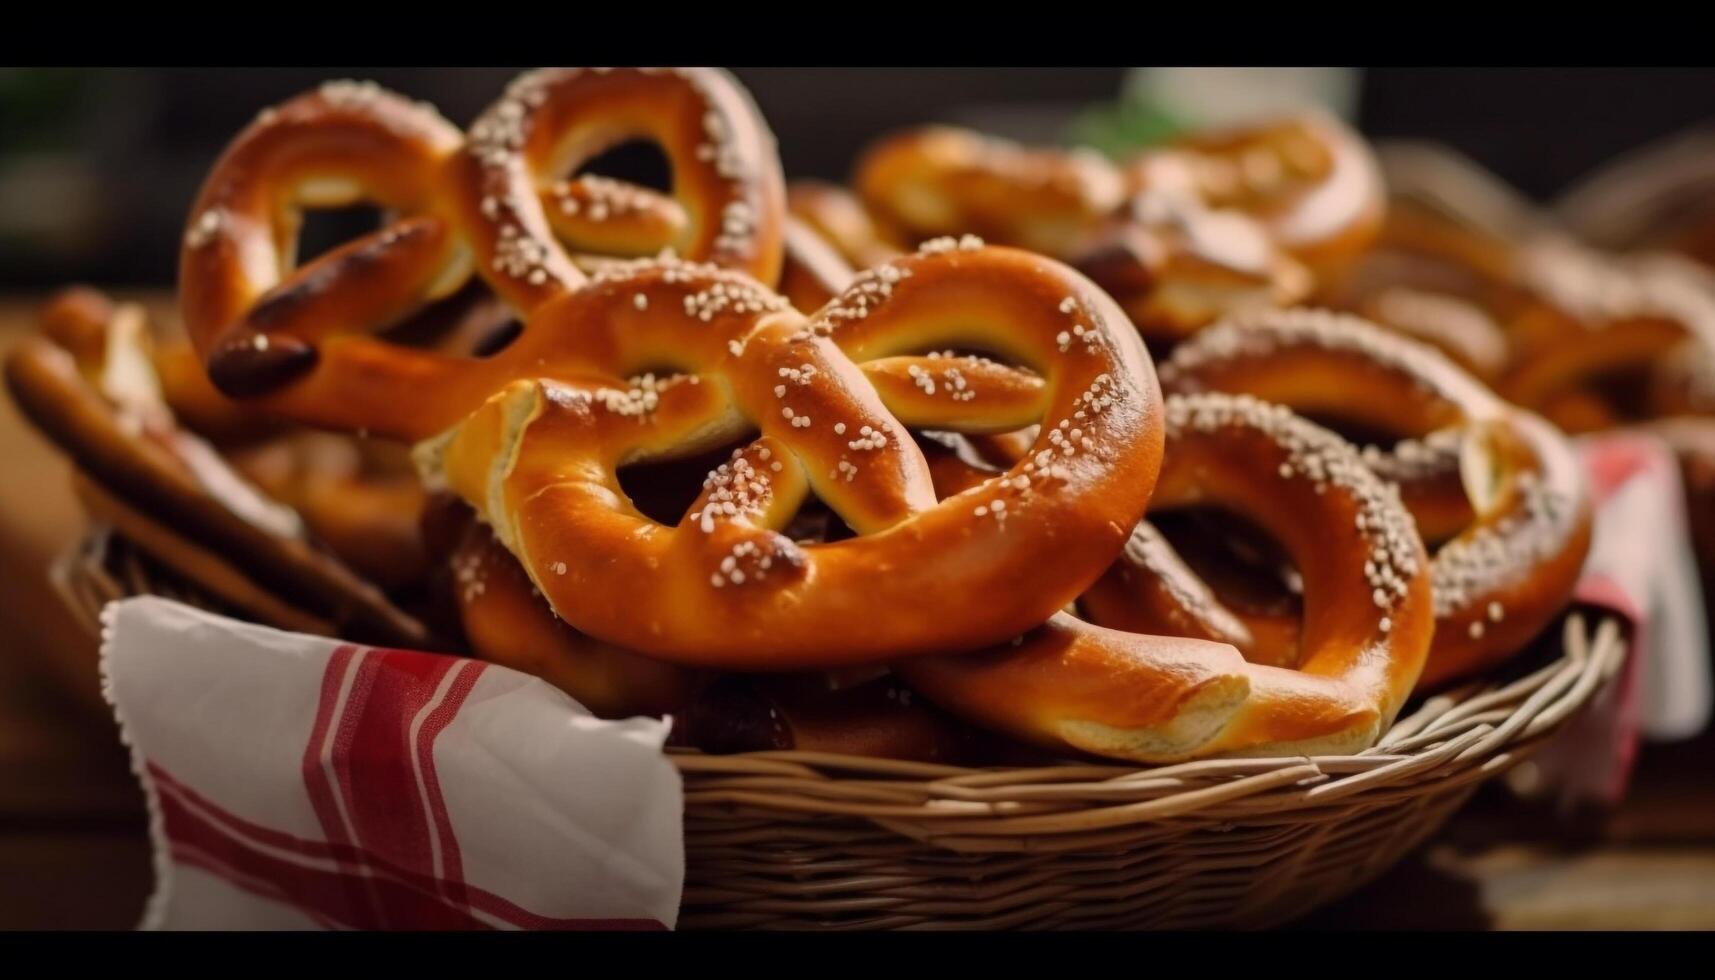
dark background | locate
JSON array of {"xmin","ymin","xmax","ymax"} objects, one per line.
[{"xmin": 4, "ymin": 67, "xmax": 1715, "ymax": 288}]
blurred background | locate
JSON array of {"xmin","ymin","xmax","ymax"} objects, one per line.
[{"xmin": 7, "ymin": 67, "xmax": 1715, "ymax": 288}]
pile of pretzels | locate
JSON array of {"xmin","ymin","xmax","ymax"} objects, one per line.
[{"xmin": 24, "ymin": 67, "xmax": 1672, "ymax": 767}]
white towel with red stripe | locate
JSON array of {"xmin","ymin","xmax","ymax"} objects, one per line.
[
  {"xmin": 1523, "ymin": 432, "xmax": 1711, "ymax": 809},
  {"xmin": 101, "ymin": 597, "xmax": 683, "ymax": 930}
]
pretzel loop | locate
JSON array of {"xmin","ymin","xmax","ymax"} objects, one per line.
[
  {"xmin": 1146, "ymin": 309, "xmax": 1593, "ymax": 686},
  {"xmin": 178, "ymin": 82, "xmax": 471, "ymax": 398},
  {"xmin": 452, "ymin": 66, "xmax": 786, "ymax": 312},
  {"xmin": 900, "ymin": 392, "xmax": 1435, "ymax": 762},
  {"xmin": 179, "ymin": 69, "xmax": 788, "ymax": 436}
]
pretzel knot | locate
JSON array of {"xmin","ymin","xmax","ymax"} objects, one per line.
[
  {"xmin": 177, "ymin": 68, "xmax": 785, "ymax": 430},
  {"xmin": 1143, "ymin": 309, "xmax": 1593, "ymax": 687},
  {"xmin": 420, "ymin": 243, "xmax": 1165, "ymax": 668}
]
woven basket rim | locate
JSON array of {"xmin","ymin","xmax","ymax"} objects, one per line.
[{"xmin": 55, "ymin": 524, "xmax": 1627, "ymax": 842}]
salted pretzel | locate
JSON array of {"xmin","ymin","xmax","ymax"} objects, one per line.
[
  {"xmin": 179, "ymin": 69, "xmax": 787, "ymax": 431},
  {"xmin": 901, "ymin": 392, "xmax": 1434, "ymax": 761},
  {"xmin": 855, "ymin": 125, "xmax": 1126, "ymax": 258},
  {"xmin": 6, "ymin": 292, "xmax": 430, "ymax": 647},
  {"xmin": 225, "ymin": 434, "xmax": 430, "ymax": 594},
  {"xmin": 1073, "ymin": 193, "xmax": 1313, "ymax": 347},
  {"xmin": 421, "ymin": 241, "xmax": 1164, "ymax": 667},
  {"xmin": 852, "ymin": 124, "xmax": 1314, "ymax": 346},
  {"xmin": 1505, "ymin": 240, "xmax": 1715, "ymax": 432},
  {"xmin": 1152, "ymin": 309, "xmax": 1593, "ymax": 687},
  {"xmin": 1124, "ymin": 112, "xmax": 1386, "ymax": 281}
]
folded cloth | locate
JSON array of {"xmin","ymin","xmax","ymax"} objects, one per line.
[
  {"xmin": 1526, "ymin": 431, "xmax": 1711, "ymax": 810},
  {"xmin": 101, "ymin": 596, "xmax": 683, "ymax": 930}
]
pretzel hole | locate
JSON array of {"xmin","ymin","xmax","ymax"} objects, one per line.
[
  {"xmin": 613, "ymin": 437, "xmax": 860, "ymax": 544},
  {"xmin": 1290, "ymin": 410, "xmax": 1416, "ymax": 453},
  {"xmin": 618, "ymin": 439, "xmax": 751, "ymax": 526},
  {"xmin": 293, "ymin": 203, "xmax": 389, "ymax": 267},
  {"xmin": 1150, "ymin": 507, "xmax": 1306, "ymax": 667},
  {"xmin": 780, "ymin": 496, "xmax": 859, "ymax": 545},
  {"xmin": 572, "ymin": 139, "xmax": 673, "ymax": 194},
  {"xmin": 1574, "ymin": 363, "xmax": 1659, "ymax": 423},
  {"xmin": 373, "ymin": 280, "xmax": 519, "ymax": 359},
  {"xmin": 1153, "ymin": 508, "xmax": 1303, "ymax": 602}
]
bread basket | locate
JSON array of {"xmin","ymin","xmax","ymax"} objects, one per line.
[{"xmin": 52, "ymin": 521, "xmax": 1626, "ymax": 930}]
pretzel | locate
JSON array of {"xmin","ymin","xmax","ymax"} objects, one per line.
[
  {"xmin": 1505, "ymin": 241, "xmax": 1715, "ymax": 432},
  {"xmin": 454, "ymin": 530, "xmax": 999, "ymax": 760},
  {"xmin": 920, "ymin": 432, "xmax": 1308, "ymax": 671},
  {"xmin": 1125, "ymin": 112, "xmax": 1386, "ymax": 280},
  {"xmin": 1154, "ymin": 309, "xmax": 1593, "ymax": 686},
  {"xmin": 420, "ymin": 241, "xmax": 1164, "ymax": 667},
  {"xmin": 1359, "ymin": 287, "xmax": 1509, "ymax": 383},
  {"xmin": 1073, "ymin": 195, "xmax": 1312, "ymax": 347},
  {"xmin": 449, "ymin": 66, "xmax": 786, "ymax": 308},
  {"xmin": 856, "ymin": 125, "xmax": 1126, "ymax": 258},
  {"xmin": 179, "ymin": 69, "xmax": 787, "ymax": 435},
  {"xmin": 852, "ymin": 124, "xmax": 1314, "ymax": 345},
  {"xmin": 900, "ymin": 393, "xmax": 1434, "ymax": 761},
  {"xmin": 227, "ymin": 434, "xmax": 431, "ymax": 594},
  {"xmin": 6, "ymin": 293, "xmax": 431, "ymax": 647},
  {"xmin": 446, "ymin": 518, "xmax": 702, "ymax": 719}
]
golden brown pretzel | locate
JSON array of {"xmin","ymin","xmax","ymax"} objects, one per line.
[
  {"xmin": 1154, "ymin": 309, "xmax": 1593, "ymax": 686},
  {"xmin": 1125, "ymin": 112, "xmax": 1386, "ymax": 281},
  {"xmin": 225, "ymin": 434, "xmax": 430, "ymax": 595},
  {"xmin": 422, "ymin": 242, "xmax": 1164, "ymax": 667},
  {"xmin": 450, "ymin": 67, "xmax": 786, "ymax": 309},
  {"xmin": 179, "ymin": 80, "xmax": 471, "ymax": 398},
  {"xmin": 852, "ymin": 124, "xmax": 1313, "ymax": 346},
  {"xmin": 855, "ymin": 125, "xmax": 1126, "ymax": 258},
  {"xmin": 900, "ymin": 393, "xmax": 1434, "ymax": 761},
  {"xmin": 5, "ymin": 304, "xmax": 430, "ymax": 648},
  {"xmin": 1073, "ymin": 195, "xmax": 1312, "ymax": 347},
  {"xmin": 179, "ymin": 69, "xmax": 787, "ymax": 432},
  {"xmin": 441, "ymin": 452, "xmax": 1015, "ymax": 763},
  {"xmin": 1505, "ymin": 241, "xmax": 1715, "ymax": 431}
]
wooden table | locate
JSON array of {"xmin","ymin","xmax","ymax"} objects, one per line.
[{"xmin": 1, "ymin": 294, "xmax": 1712, "ymax": 931}]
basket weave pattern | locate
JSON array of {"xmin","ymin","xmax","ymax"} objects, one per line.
[{"xmin": 59, "ymin": 528, "xmax": 1626, "ymax": 930}]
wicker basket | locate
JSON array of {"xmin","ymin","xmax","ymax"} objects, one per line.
[{"xmin": 56, "ymin": 526, "xmax": 1626, "ymax": 931}]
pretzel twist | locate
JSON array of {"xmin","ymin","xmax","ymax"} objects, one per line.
[
  {"xmin": 420, "ymin": 242, "xmax": 1164, "ymax": 667},
  {"xmin": 901, "ymin": 392, "xmax": 1434, "ymax": 761},
  {"xmin": 856, "ymin": 126, "xmax": 1127, "ymax": 258},
  {"xmin": 1150, "ymin": 309, "xmax": 1593, "ymax": 686},
  {"xmin": 1125, "ymin": 112, "xmax": 1386, "ymax": 278},
  {"xmin": 1505, "ymin": 241, "xmax": 1715, "ymax": 432},
  {"xmin": 853, "ymin": 124, "xmax": 1317, "ymax": 344},
  {"xmin": 179, "ymin": 69, "xmax": 787, "ymax": 434}
]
